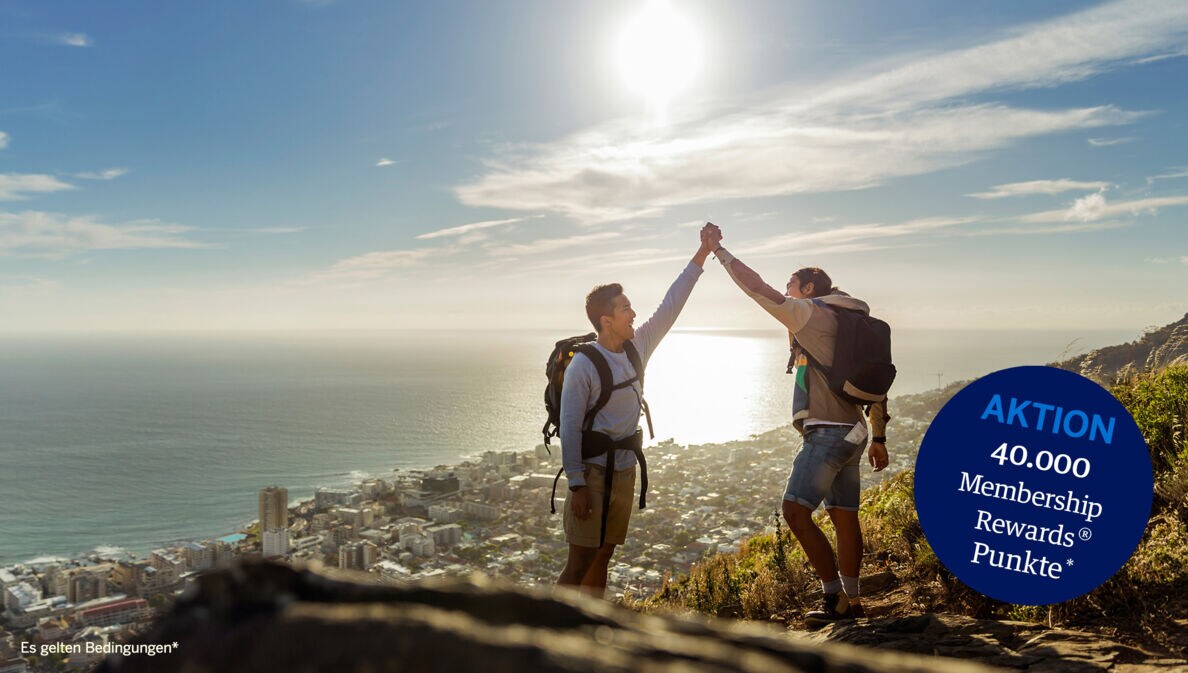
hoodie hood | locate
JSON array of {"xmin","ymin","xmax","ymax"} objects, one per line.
[{"xmin": 816, "ymin": 291, "xmax": 869, "ymax": 315}]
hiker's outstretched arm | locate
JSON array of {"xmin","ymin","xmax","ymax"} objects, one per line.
[
  {"xmin": 703, "ymin": 224, "xmax": 814, "ymax": 333},
  {"xmin": 691, "ymin": 234, "xmax": 712, "ymax": 268},
  {"xmin": 705, "ymin": 226, "xmax": 783, "ymax": 303},
  {"xmin": 631, "ymin": 245, "xmax": 706, "ymax": 361}
]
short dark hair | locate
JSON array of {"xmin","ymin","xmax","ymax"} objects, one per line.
[
  {"xmin": 792, "ymin": 267, "xmax": 835, "ymax": 298},
  {"xmin": 585, "ymin": 283, "xmax": 622, "ymax": 332}
]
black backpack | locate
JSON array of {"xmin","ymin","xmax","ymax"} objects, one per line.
[
  {"xmin": 541, "ymin": 333, "xmax": 653, "ymax": 547},
  {"xmin": 541, "ymin": 333, "xmax": 651, "ymax": 448},
  {"xmin": 791, "ymin": 299, "xmax": 896, "ymax": 405}
]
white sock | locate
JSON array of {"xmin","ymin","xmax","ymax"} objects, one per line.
[
  {"xmin": 822, "ymin": 578, "xmax": 842, "ymax": 594},
  {"xmin": 840, "ymin": 575, "xmax": 860, "ymax": 600}
]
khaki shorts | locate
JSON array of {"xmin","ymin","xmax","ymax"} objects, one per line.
[{"xmin": 564, "ymin": 463, "xmax": 636, "ymax": 548}]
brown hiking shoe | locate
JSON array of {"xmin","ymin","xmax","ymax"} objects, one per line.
[{"xmin": 804, "ymin": 593, "xmax": 864, "ymax": 627}]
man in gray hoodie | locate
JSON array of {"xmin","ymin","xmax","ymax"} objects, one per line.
[
  {"xmin": 556, "ymin": 236, "xmax": 713, "ymax": 597},
  {"xmin": 703, "ymin": 222, "xmax": 889, "ymax": 624}
]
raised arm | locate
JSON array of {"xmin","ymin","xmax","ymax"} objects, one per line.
[
  {"xmin": 630, "ymin": 238, "xmax": 710, "ymax": 360},
  {"xmin": 701, "ymin": 222, "xmax": 814, "ymax": 333},
  {"xmin": 703, "ymin": 223, "xmax": 784, "ymax": 303}
]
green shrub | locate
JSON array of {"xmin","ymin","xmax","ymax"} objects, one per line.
[
  {"xmin": 1112, "ymin": 365, "xmax": 1188, "ymax": 495},
  {"xmin": 1125, "ymin": 512, "xmax": 1188, "ymax": 586}
]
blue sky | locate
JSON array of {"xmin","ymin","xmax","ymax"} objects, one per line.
[{"xmin": 1, "ymin": 0, "xmax": 1186, "ymax": 332}]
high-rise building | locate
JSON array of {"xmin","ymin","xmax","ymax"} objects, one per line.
[
  {"xmin": 259, "ymin": 486, "xmax": 288, "ymax": 532},
  {"xmin": 262, "ymin": 529, "xmax": 291, "ymax": 558},
  {"xmin": 337, "ymin": 541, "xmax": 379, "ymax": 570},
  {"xmin": 67, "ymin": 571, "xmax": 108, "ymax": 604}
]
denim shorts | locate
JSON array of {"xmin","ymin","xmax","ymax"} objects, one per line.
[{"xmin": 783, "ymin": 425, "xmax": 865, "ymax": 511}]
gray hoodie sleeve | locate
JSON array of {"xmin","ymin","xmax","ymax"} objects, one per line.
[
  {"xmin": 632, "ymin": 260, "xmax": 704, "ymax": 362},
  {"xmin": 559, "ymin": 353, "xmax": 596, "ymax": 488}
]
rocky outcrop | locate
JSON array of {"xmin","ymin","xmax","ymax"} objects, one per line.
[
  {"xmin": 809, "ymin": 614, "xmax": 1186, "ymax": 673},
  {"xmin": 1056, "ymin": 314, "xmax": 1188, "ymax": 384},
  {"xmin": 94, "ymin": 559, "xmax": 1006, "ymax": 673}
]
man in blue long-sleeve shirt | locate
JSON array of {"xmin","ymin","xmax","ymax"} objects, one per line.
[{"xmin": 556, "ymin": 235, "xmax": 712, "ymax": 597}]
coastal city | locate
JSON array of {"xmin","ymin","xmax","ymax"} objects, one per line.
[{"xmin": 0, "ymin": 415, "xmax": 928, "ymax": 673}]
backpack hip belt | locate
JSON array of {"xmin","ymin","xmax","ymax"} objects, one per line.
[{"xmin": 550, "ymin": 428, "xmax": 648, "ymax": 549}]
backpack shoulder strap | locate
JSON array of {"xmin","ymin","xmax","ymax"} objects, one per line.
[
  {"xmin": 622, "ymin": 340, "xmax": 654, "ymax": 439},
  {"xmin": 795, "ymin": 299, "xmax": 832, "ymax": 374},
  {"xmin": 623, "ymin": 340, "xmax": 644, "ymax": 390},
  {"xmin": 573, "ymin": 344, "xmax": 614, "ymax": 430}
]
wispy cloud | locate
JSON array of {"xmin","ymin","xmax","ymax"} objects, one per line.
[
  {"xmin": 311, "ymin": 220, "xmax": 631, "ymax": 283},
  {"xmin": 415, "ymin": 216, "xmax": 535, "ymax": 240},
  {"xmin": 0, "ymin": 211, "xmax": 208, "ymax": 257},
  {"xmin": 0, "ymin": 276, "xmax": 59, "ymax": 295},
  {"xmin": 73, "ymin": 167, "xmax": 128, "ymax": 181},
  {"xmin": 968, "ymin": 179, "xmax": 1111, "ymax": 199},
  {"xmin": 808, "ymin": 0, "xmax": 1188, "ymax": 109},
  {"xmin": 733, "ymin": 217, "xmax": 979, "ymax": 259},
  {"xmin": 1147, "ymin": 167, "xmax": 1188, "ymax": 183},
  {"xmin": 488, "ymin": 232, "xmax": 622, "ymax": 257},
  {"xmin": 375, "ymin": 158, "xmax": 399, "ymax": 167},
  {"xmin": 524, "ymin": 218, "xmax": 974, "ymax": 273},
  {"xmin": 458, "ymin": 105, "xmax": 1141, "ymax": 223},
  {"xmin": 457, "ymin": 0, "xmax": 1186, "ymax": 222},
  {"xmin": 308, "ymin": 248, "xmax": 445, "ymax": 284},
  {"xmin": 253, "ymin": 226, "xmax": 307, "ymax": 235},
  {"xmin": 514, "ymin": 201, "xmax": 1164, "ymax": 273},
  {"xmin": 0, "ymin": 173, "xmax": 74, "ymax": 201},
  {"xmin": 1088, "ymin": 136, "xmax": 1136, "ymax": 147},
  {"xmin": 1132, "ymin": 48, "xmax": 1188, "ymax": 65},
  {"xmin": 0, "ymin": 132, "xmax": 8, "ymax": 150},
  {"xmin": 511, "ymin": 246, "xmax": 689, "ymax": 274},
  {"xmin": 1146, "ymin": 255, "xmax": 1188, "ymax": 264},
  {"xmin": 970, "ymin": 221, "xmax": 1130, "ymax": 236},
  {"xmin": 1019, "ymin": 194, "xmax": 1188, "ymax": 223},
  {"xmin": 56, "ymin": 33, "xmax": 92, "ymax": 47}
]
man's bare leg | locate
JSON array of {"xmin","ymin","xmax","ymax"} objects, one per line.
[
  {"xmin": 578, "ymin": 542, "xmax": 617, "ymax": 598},
  {"xmin": 826, "ymin": 508, "xmax": 862, "ymax": 579},
  {"xmin": 558, "ymin": 543, "xmax": 598, "ymax": 588},
  {"xmin": 827, "ymin": 507, "xmax": 864, "ymax": 609},
  {"xmin": 782, "ymin": 499, "xmax": 838, "ymax": 581}
]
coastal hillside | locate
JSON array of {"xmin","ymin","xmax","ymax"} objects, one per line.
[
  {"xmin": 1054, "ymin": 313, "xmax": 1188, "ymax": 384},
  {"xmin": 639, "ymin": 355, "xmax": 1188, "ymax": 669}
]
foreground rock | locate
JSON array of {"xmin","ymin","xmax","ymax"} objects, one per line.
[
  {"xmin": 95, "ymin": 559, "xmax": 1001, "ymax": 673},
  {"xmin": 808, "ymin": 614, "xmax": 1186, "ymax": 672}
]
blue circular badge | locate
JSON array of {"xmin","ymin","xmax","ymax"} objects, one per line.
[{"xmin": 914, "ymin": 366, "xmax": 1152, "ymax": 605}]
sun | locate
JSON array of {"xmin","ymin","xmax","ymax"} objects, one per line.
[{"xmin": 617, "ymin": 0, "xmax": 702, "ymax": 122}]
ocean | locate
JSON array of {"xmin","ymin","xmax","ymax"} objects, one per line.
[{"xmin": 0, "ymin": 327, "xmax": 1134, "ymax": 564}]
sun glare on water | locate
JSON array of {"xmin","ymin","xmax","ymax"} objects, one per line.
[
  {"xmin": 617, "ymin": 0, "xmax": 703, "ymax": 124},
  {"xmin": 643, "ymin": 332, "xmax": 790, "ymax": 445}
]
